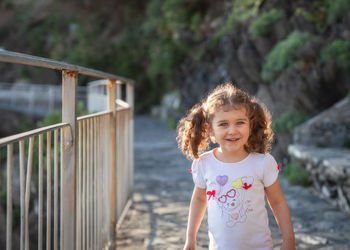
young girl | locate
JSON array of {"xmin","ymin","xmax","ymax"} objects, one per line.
[{"xmin": 176, "ymin": 83, "xmax": 295, "ymax": 250}]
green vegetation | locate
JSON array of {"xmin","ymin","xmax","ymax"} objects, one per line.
[
  {"xmin": 227, "ymin": 0, "xmax": 264, "ymax": 29},
  {"xmin": 13, "ymin": 207, "xmax": 21, "ymax": 226},
  {"xmin": 294, "ymin": 0, "xmax": 350, "ymax": 30},
  {"xmin": 167, "ymin": 117, "xmax": 177, "ymax": 129},
  {"xmin": 261, "ymin": 31, "xmax": 313, "ymax": 82},
  {"xmin": 0, "ymin": 169, "xmax": 5, "ymax": 207},
  {"xmin": 7, "ymin": 0, "xmax": 350, "ymax": 113},
  {"xmin": 327, "ymin": 0, "xmax": 350, "ymax": 24},
  {"xmin": 273, "ymin": 112, "xmax": 307, "ymax": 134},
  {"xmin": 0, "ymin": 146, "xmax": 6, "ymax": 164},
  {"xmin": 14, "ymin": 7, "xmax": 123, "ymax": 84},
  {"xmin": 343, "ymin": 137, "xmax": 350, "ymax": 149},
  {"xmin": 111, "ymin": 0, "xmax": 208, "ymax": 111},
  {"xmin": 282, "ymin": 162, "xmax": 312, "ymax": 186},
  {"xmin": 315, "ymin": 142, "xmax": 327, "ymax": 148},
  {"xmin": 0, "ymin": 190, "xmax": 6, "ymax": 209},
  {"xmin": 208, "ymin": 0, "xmax": 265, "ymax": 51},
  {"xmin": 249, "ymin": 9, "xmax": 285, "ymax": 37},
  {"xmin": 295, "ymin": 7, "xmax": 327, "ymax": 32},
  {"xmin": 318, "ymin": 39, "xmax": 350, "ymax": 69}
]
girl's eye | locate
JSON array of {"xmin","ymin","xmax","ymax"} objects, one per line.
[
  {"xmin": 237, "ymin": 121, "xmax": 245, "ymax": 125},
  {"xmin": 219, "ymin": 123, "xmax": 228, "ymax": 127}
]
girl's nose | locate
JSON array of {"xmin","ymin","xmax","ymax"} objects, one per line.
[{"xmin": 228, "ymin": 125, "xmax": 236, "ymax": 134}]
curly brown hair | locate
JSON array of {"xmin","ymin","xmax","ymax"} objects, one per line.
[{"xmin": 176, "ymin": 82, "xmax": 274, "ymax": 160}]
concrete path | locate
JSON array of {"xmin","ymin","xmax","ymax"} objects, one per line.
[{"xmin": 116, "ymin": 116, "xmax": 350, "ymax": 250}]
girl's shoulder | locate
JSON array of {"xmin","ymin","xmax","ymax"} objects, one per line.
[
  {"xmin": 192, "ymin": 150, "xmax": 215, "ymax": 168},
  {"xmin": 198, "ymin": 149, "xmax": 213, "ymax": 159},
  {"xmin": 249, "ymin": 152, "xmax": 276, "ymax": 162}
]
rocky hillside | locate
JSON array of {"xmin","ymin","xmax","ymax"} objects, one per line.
[
  {"xmin": 179, "ymin": 0, "xmax": 350, "ymax": 115},
  {"xmin": 174, "ymin": 0, "xmax": 350, "ymax": 159}
]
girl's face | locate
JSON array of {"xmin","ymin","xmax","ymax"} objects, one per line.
[{"xmin": 209, "ymin": 106, "xmax": 250, "ymax": 158}]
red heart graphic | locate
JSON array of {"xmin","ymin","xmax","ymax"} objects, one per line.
[{"xmin": 243, "ymin": 182, "xmax": 252, "ymax": 190}]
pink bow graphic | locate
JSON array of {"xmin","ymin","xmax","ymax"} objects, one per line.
[
  {"xmin": 277, "ymin": 164, "xmax": 282, "ymax": 171},
  {"xmin": 206, "ymin": 190, "xmax": 216, "ymax": 201}
]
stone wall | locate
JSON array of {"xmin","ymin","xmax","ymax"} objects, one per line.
[
  {"xmin": 288, "ymin": 144, "xmax": 350, "ymax": 214},
  {"xmin": 293, "ymin": 98, "xmax": 350, "ymax": 147},
  {"xmin": 288, "ymin": 97, "xmax": 350, "ymax": 215}
]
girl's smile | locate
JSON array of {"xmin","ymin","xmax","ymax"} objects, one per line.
[{"xmin": 209, "ymin": 106, "xmax": 250, "ymax": 162}]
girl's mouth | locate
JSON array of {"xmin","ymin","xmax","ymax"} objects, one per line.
[{"xmin": 226, "ymin": 138, "xmax": 240, "ymax": 142}]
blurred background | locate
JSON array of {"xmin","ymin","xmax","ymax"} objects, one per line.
[
  {"xmin": 0, "ymin": 0, "xmax": 350, "ymax": 248},
  {"xmin": 1, "ymin": 0, "xmax": 349, "ymax": 154}
]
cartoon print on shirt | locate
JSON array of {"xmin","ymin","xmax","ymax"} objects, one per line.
[{"xmin": 213, "ymin": 176, "xmax": 254, "ymax": 228}]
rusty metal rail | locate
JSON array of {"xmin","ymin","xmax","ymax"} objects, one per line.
[{"xmin": 0, "ymin": 50, "xmax": 134, "ymax": 250}]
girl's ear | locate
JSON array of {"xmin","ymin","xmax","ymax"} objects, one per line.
[
  {"xmin": 206, "ymin": 123, "xmax": 217, "ymax": 143},
  {"xmin": 205, "ymin": 122, "xmax": 212, "ymax": 135}
]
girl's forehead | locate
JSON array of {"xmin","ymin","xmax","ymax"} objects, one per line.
[
  {"xmin": 212, "ymin": 105, "xmax": 248, "ymax": 119},
  {"xmin": 215, "ymin": 105, "xmax": 247, "ymax": 114}
]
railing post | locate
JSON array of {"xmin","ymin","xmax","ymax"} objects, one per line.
[
  {"xmin": 107, "ymin": 79, "xmax": 117, "ymax": 242},
  {"xmin": 61, "ymin": 70, "xmax": 77, "ymax": 250},
  {"xmin": 126, "ymin": 82, "xmax": 134, "ymax": 195}
]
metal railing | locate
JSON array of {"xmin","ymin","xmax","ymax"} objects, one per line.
[{"xmin": 0, "ymin": 50, "xmax": 134, "ymax": 250}]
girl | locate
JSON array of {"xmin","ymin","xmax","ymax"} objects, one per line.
[{"xmin": 176, "ymin": 83, "xmax": 295, "ymax": 250}]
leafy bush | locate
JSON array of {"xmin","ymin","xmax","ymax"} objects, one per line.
[
  {"xmin": 227, "ymin": 0, "xmax": 264, "ymax": 29},
  {"xmin": 327, "ymin": 0, "xmax": 350, "ymax": 24},
  {"xmin": 145, "ymin": 0, "xmax": 205, "ymax": 78},
  {"xmin": 261, "ymin": 31, "xmax": 313, "ymax": 82},
  {"xmin": 272, "ymin": 112, "xmax": 307, "ymax": 134},
  {"xmin": 282, "ymin": 162, "xmax": 311, "ymax": 186},
  {"xmin": 295, "ymin": 7, "xmax": 327, "ymax": 32},
  {"xmin": 15, "ymin": 6, "xmax": 124, "ymax": 82},
  {"xmin": 249, "ymin": 9, "xmax": 285, "ymax": 37},
  {"xmin": 318, "ymin": 39, "xmax": 350, "ymax": 69}
]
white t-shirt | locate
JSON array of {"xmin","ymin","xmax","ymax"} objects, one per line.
[{"xmin": 191, "ymin": 149, "xmax": 279, "ymax": 250}]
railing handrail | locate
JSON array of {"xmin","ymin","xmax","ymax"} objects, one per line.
[
  {"xmin": 0, "ymin": 50, "xmax": 134, "ymax": 85},
  {"xmin": 1, "ymin": 50, "xmax": 134, "ymax": 250},
  {"xmin": 0, "ymin": 123, "xmax": 70, "ymax": 146},
  {"xmin": 0, "ymin": 81, "xmax": 88, "ymax": 90}
]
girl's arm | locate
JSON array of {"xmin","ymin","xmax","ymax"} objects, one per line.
[
  {"xmin": 265, "ymin": 179, "xmax": 296, "ymax": 250},
  {"xmin": 184, "ymin": 186, "xmax": 207, "ymax": 250}
]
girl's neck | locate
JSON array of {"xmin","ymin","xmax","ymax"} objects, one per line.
[{"xmin": 214, "ymin": 147, "xmax": 249, "ymax": 163}]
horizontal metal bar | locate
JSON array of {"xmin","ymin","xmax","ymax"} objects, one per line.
[
  {"xmin": 0, "ymin": 123, "xmax": 69, "ymax": 146},
  {"xmin": 87, "ymin": 79, "xmax": 125, "ymax": 89},
  {"xmin": 0, "ymin": 50, "xmax": 134, "ymax": 85},
  {"xmin": 117, "ymin": 107, "xmax": 131, "ymax": 112},
  {"xmin": 77, "ymin": 111, "xmax": 112, "ymax": 121},
  {"xmin": 116, "ymin": 99, "xmax": 130, "ymax": 109}
]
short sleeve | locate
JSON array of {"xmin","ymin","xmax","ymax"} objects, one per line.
[
  {"xmin": 262, "ymin": 153, "xmax": 279, "ymax": 187},
  {"xmin": 191, "ymin": 159, "xmax": 206, "ymax": 189}
]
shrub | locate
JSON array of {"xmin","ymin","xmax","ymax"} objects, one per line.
[
  {"xmin": 327, "ymin": 0, "xmax": 350, "ymax": 24},
  {"xmin": 272, "ymin": 112, "xmax": 307, "ymax": 134},
  {"xmin": 261, "ymin": 31, "xmax": 313, "ymax": 82},
  {"xmin": 295, "ymin": 7, "xmax": 327, "ymax": 32},
  {"xmin": 227, "ymin": 0, "xmax": 264, "ymax": 29},
  {"xmin": 318, "ymin": 39, "xmax": 350, "ymax": 69},
  {"xmin": 249, "ymin": 9, "xmax": 285, "ymax": 37},
  {"xmin": 282, "ymin": 162, "xmax": 311, "ymax": 186}
]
